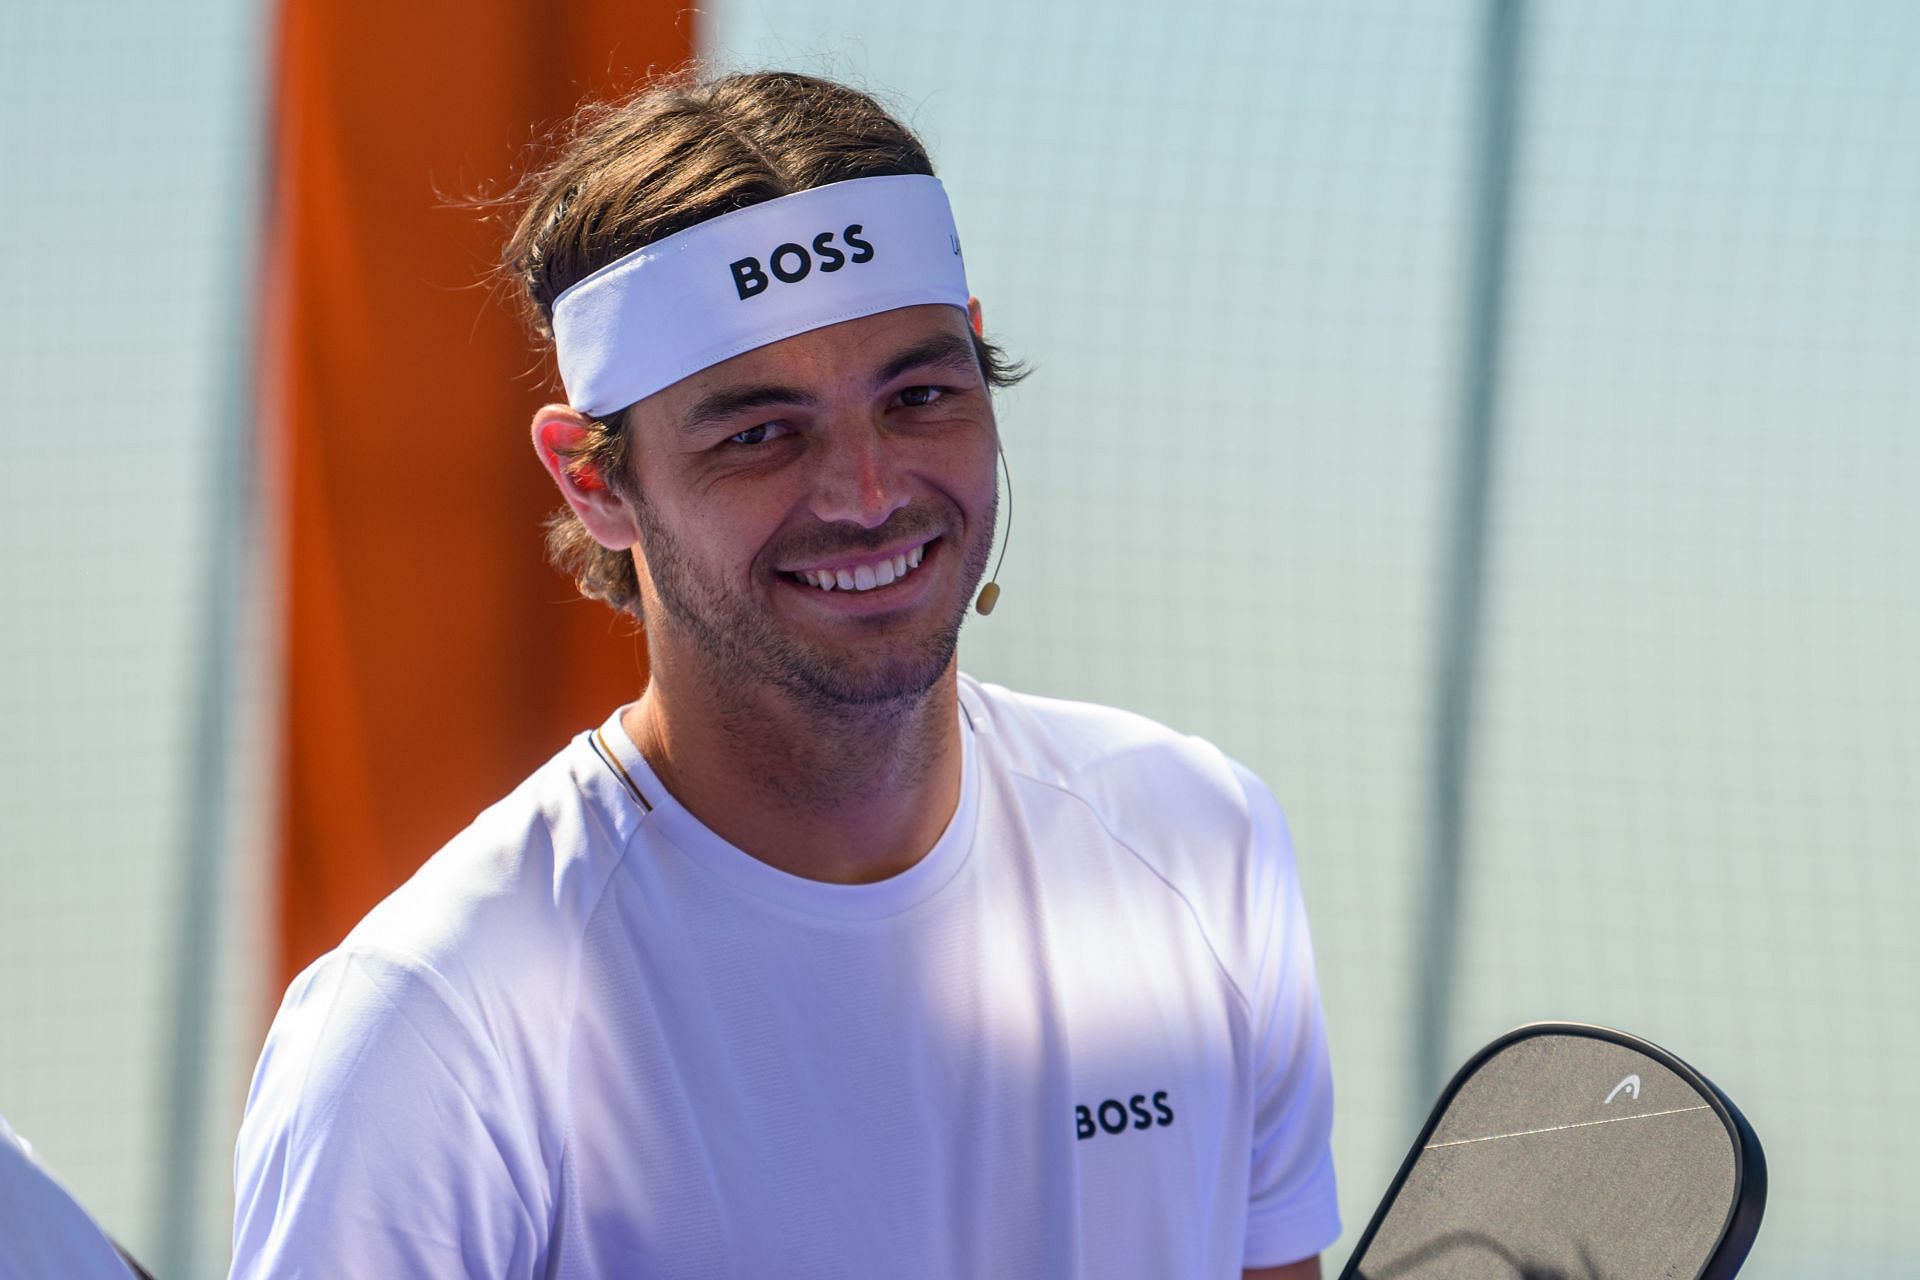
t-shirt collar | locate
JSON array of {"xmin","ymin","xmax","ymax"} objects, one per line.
[{"xmin": 592, "ymin": 702, "xmax": 980, "ymax": 922}]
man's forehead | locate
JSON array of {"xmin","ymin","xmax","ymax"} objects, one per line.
[{"xmin": 654, "ymin": 303, "xmax": 974, "ymax": 412}]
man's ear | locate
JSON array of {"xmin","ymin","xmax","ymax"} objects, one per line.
[
  {"xmin": 967, "ymin": 295, "xmax": 985, "ymax": 337},
  {"xmin": 530, "ymin": 404, "xmax": 642, "ymax": 550}
]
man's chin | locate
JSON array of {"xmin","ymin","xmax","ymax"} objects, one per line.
[{"xmin": 771, "ymin": 636, "xmax": 959, "ymax": 714}]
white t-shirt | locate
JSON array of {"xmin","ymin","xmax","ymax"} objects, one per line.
[
  {"xmin": 232, "ymin": 675, "xmax": 1339, "ymax": 1278},
  {"xmin": 0, "ymin": 1114, "xmax": 139, "ymax": 1280}
]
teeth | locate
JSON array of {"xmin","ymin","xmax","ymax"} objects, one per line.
[{"xmin": 795, "ymin": 541, "xmax": 932, "ymax": 593}]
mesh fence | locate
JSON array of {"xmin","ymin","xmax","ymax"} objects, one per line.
[
  {"xmin": 704, "ymin": 3, "xmax": 1917, "ymax": 1273},
  {"xmin": 0, "ymin": 0, "xmax": 269, "ymax": 1274}
]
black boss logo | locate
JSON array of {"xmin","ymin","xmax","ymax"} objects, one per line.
[
  {"xmin": 1076, "ymin": 1091, "xmax": 1175, "ymax": 1139},
  {"xmin": 729, "ymin": 225, "xmax": 875, "ymax": 299}
]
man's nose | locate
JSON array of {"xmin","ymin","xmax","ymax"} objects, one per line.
[{"xmin": 808, "ymin": 421, "xmax": 910, "ymax": 530}]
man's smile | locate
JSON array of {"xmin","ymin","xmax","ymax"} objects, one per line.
[{"xmin": 784, "ymin": 538, "xmax": 933, "ymax": 593}]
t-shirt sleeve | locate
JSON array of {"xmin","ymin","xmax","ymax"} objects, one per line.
[
  {"xmin": 1231, "ymin": 761, "xmax": 1341, "ymax": 1269},
  {"xmin": 230, "ymin": 949, "xmax": 548, "ymax": 1279}
]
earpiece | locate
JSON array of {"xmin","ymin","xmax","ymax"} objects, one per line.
[{"xmin": 975, "ymin": 447, "xmax": 1011, "ymax": 615}]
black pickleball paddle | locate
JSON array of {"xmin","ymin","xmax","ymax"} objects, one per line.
[{"xmin": 1340, "ymin": 1023, "xmax": 1766, "ymax": 1280}]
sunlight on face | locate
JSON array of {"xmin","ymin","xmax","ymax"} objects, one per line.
[{"xmin": 624, "ymin": 305, "xmax": 1001, "ymax": 715}]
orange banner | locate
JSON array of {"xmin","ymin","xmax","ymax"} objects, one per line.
[{"xmin": 265, "ymin": 2, "xmax": 688, "ymax": 988}]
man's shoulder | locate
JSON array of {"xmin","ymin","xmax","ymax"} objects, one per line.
[
  {"xmin": 238, "ymin": 734, "xmax": 638, "ymax": 1219},
  {"xmin": 960, "ymin": 674, "xmax": 1302, "ymax": 1004},
  {"xmin": 962, "ymin": 674, "xmax": 1252, "ymax": 814},
  {"xmin": 959, "ymin": 674, "xmax": 1284, "ymax": 865},
  {"xmin": 327, "ymin": 729, "xmax": 638, "ymax": 1008}
]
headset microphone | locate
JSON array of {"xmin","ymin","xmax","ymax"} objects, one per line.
[{"xmin": 975, "ymin": 446, "xmax": 1012, "ymax": 615}]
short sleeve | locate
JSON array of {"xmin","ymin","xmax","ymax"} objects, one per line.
[
  {"xmin": 1231, "ymin": 762, "xmax": 1341, "ymax": 1269},
  {"xmin": 230, "ymin": 949, "xmax": 549, "ymax": 1279}
]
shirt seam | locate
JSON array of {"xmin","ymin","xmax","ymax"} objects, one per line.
[
  {"xmin": 1004, "ymin": 763, "xmax": 1253, "ymax": 1019},
  {"xmin": 557, "ymin": 736, "xmax": 659, "ymax": 1249},
  {"xmin": 299, "ymin": 943, "xmax": 545, "ymax": 1238}
]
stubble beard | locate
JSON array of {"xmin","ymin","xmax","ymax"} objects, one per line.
[{"xmin": 632, "ymin": 491, "xmax": 997, "ymax": 722}]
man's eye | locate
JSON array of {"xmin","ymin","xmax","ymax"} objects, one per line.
[
  {"xmin": 727, "ymin": 422, "xmax": 787, "ymax": 447},
  {"xmin": 897, "ymin": 385, "xmax": 945, "ymax": 408}
]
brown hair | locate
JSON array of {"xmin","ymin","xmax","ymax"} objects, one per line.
[{"xmin": 498, "ymin": 69, "xmax": 1025, "ymax": 619}]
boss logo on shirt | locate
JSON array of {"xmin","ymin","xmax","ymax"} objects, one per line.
[
  {"xmin": 1076, "ymin": 1091, "xmax": 1175, "ymax": 1139},
  {"xmin": 728, "ymin": 225, "xmax": 876, "ymax": 299}
]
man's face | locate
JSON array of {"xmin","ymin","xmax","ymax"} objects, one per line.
[{"xmin": 620, "ymin": 304, "xmax": 1000, "ymax": 714}]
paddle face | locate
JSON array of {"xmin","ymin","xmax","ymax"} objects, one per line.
[{"xmin": 1342, "ymin": 1024, "xmax": 1765, "ymax": 1280}]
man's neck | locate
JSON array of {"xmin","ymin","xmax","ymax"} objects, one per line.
[{"xmin": 622, "ymin": 655, "xmax": 964, "ymax": 886}]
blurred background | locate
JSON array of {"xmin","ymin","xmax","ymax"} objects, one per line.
[{"xmin": 1, "ymin": 0, "xmax": 1914, "ymax": 1274}]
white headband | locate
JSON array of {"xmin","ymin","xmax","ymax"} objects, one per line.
[{"xmin": 550, "ymin": 174, "xmax": 970, "ymax": 417}]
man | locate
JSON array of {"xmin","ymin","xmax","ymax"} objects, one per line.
[{"xmin": 233, "ymin": 70, "xmax": 1338, "ymax": 1278}]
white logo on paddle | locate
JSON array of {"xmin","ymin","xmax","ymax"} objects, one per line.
[{"xmin": 1605, "ymin": 1074, "xmax": 1642, "ymax": 1104}]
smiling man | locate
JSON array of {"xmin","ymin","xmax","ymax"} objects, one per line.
[{"xmin": 231, "ymin": 71, "xmax": 1339, "ymax": 1279}]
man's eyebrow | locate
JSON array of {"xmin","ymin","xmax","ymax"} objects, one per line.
[
  {"xmin": 873, "ymin": 332, "xmax": 981, "ymax": 388},
  {"xmin": 680, "ymin": 384, "xmax": 818, "ymax": 435},
  {"xmin": 677, "ymin": 332, "xmax": 978, "ymax": 433}
]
